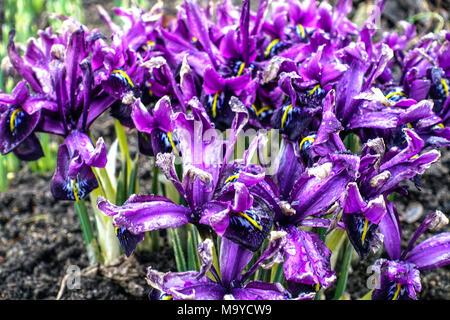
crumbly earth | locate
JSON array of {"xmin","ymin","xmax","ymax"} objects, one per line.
[{"xmin": 0, "ymin": 166, "xmax": 176, "ymax": 300}]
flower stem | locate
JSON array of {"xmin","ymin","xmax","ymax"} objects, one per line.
[
  {"xmin": 0, "ymin": 155, "xmax": 8, "ymax": 192},
  {"xmin": 168, "ymin": 228, "xmax": 187, "ymax": 272},
  {"xmin": 270, "ymin": 263, "xmax": 285, "ymax": 284},
  {"xmin": 333, "ymin": 239, "xmax": 353, "ymax": 300},
  {"xmin": 74, "ymin": 198, "xmax": 101, "ymax": 265},
  {"xmin": 89, "ymin": 189, "xmax": 122, "ymax": 265},
  {"xmin": 114, "ymin": 120, "xmax": 132, "ymax": 179}
]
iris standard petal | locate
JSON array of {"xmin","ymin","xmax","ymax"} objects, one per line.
[
  {"xmin": 378, "ymin": 200, "xmax": 402, "ymax": 260},
  {"xmin": 199, "ymin": 200, "xmax": 231, "ymax": 236},
  {"xmin": 64, "ymin": 131, "xmax": 107, "ymax": 168},
  {"xmin": 219, "ymin": 237, "xmax": 254, "ymax": 286}
]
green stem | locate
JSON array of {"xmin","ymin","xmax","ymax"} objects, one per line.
[
  {"xmin": 0, "ymin": 155, "xmax": 8, "ymax": 192},
  {"xmin": 127, "ymin": 155, "xmax": 139, "ymax": 197},
  {"xmin": 407, "ymin": 12, "xmax": 445, "ymax": 33},
  {"xmin": 152, "ymin": 162, "xmax": 159, "ymax": 195},
  {"xmin": 93, "ymin": 167, "xmax": 116, "ymax": 201},
  {"xmin": 169, "ymin": 228, "xmax": 187, "ymax": 272},
  {"xmin": 151, "ymin": 229, "xmax": 160, "ymax": 252},
  {"xmin": 114, "ymin": 120, "xmax": 132, "ymax": 179},
  {"xmin": 210, "ymin": 237, "xmax": 221, "ymax": 280},
  {"xmin": 314, "ymin": 288, "xmax": 323, "ymax": 300},
  {"xmin": 187, "ymin": 230, "xmax": 196, "ymax": 271},
  {"xmin": 344, "ymin": 132, "xmax": 360, "ymax": 154},
  {"xmin": 333, "ymin": 239, "xmax": 353, "ymax": 300},
  {"xmin": 89, "ymin": 189, "xmax": 121, "ymax": 265},
  {"xmin": 270, "ymin": 263, "xmax": 285, "ymax": 284},
  {"xmin": 74, "ymin": 199, "xmax": 101, "ymax": 265}
]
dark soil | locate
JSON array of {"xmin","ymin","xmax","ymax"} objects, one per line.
[
  {"xmin": 0, "ymin": 0, "xmax": 449, "ymax": 301},
  {"xmin": 0, "ymin": 166, "xmax": 175, "ymax": 300}
]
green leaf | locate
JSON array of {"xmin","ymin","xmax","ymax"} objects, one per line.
[
  {"xmin": 114, "ymin": 120, "xmax": 132, "ymax": 178},
  {"xmin": 127, "ymin": 155, "xmax": 139, "ymax": 197},
  {"xmin": 326, "ymin": 228, "xmax": 347, "ymax": 270},
  {"xmin": 89, "ymin": 189, "xmax": 122, "ymax": 265},
  {"xmin": 74, "ymin": 198, "xmax": 101, "ymax": 265},
  {"xmin": 333, "ymin": 239, "xmax": 354, "ymax": 300},
  {"xmin": 0, "ymin": 155, "xmax": 9, "ymax": 191},
  {"xmin": 187, "ymin": 231, "xmax": 196, "ymax": 271},
  {"xmin": 270, "ymin": 263, "xmax": 285, "ymax": 284},
  {"xmin": 359, "ymin": 290, "xmax": 373, "ymax": 300},
  {"xmin": 169, "ymin": 228, "xmax": 187, "ymax": 272},
  {"xmin": 115, "ymin": 156, "xmax": 128, "ymax": 206}
]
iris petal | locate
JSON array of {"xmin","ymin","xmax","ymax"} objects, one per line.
[
  {"xmin": 0, "ymin": 105, "xmax": 41, "ymax": 155},
  {"xmin": 224, "ymin": 196, "xmax": 274, "ymax": 251}
]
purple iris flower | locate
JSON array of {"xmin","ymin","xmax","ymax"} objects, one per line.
[
  {"xmin": 268, "ymin": 50, "xmax": 347, "ymax": 142},
  {"xmin": 5, "ymin": 26, "xmax": 114, "ymax": 201},
  {"xmin": 267, "ymin": 148, "xmax": 358, "ymax": 295},
  {"xmin": 342, "ymin": 130, "xmax": 440, "ymax": 260},
  {"xmin": 200, "ymin": 0, "xmax": 256, "ymax": 131},
  {"xmin": 260, "ymin": 0, "xmax": 358, "ymax": 60},
  {"xmin": 147, "ymin": 234, "xmax": 308, "ymax": 300},
  {"xmin": 95, "ymin": 4, "xmax": 187, "ymax": 130},
  {"xmin": 98, "ymin": 98, "xmax": 274, "ymax": 255},
  {"xmin": 373, "ymin": 209, "xmax": 450, "ymax": 300}
]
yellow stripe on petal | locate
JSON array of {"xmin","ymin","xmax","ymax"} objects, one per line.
[
  {"xmin": 236, "ymin": 62, "xmax": 246, "ymax": 77},
  {"xmin": 361, "ymin": 218, "xmax": 369, "ymax": 245},
  {"xmin": 225, "ymin": 174, "xmax": 240, "ymax": 183},
  {"xmin": 212, "ymin": 92, "xmax": 219, "ymax": 118},
  {"xmin": 255, "ymin": 106, "xmax": 271, "ymax": 116},
  {"xmin": 9, "ymin": 107, "xmax": 22, "ymax": 133},
  {"xmin": 265, "ymin": 39, "xmax": 280, "ymax": 57},
  {"xmin": 385, "ymin": 90, "xmax": 405, "ymax": 100},
  {"xmin": 308, "ymin": 84, "xmax": 321, "ymax": 96},
  {"xmin": 297, "ymin": 24, "xmax": 306, "ymax": 38},
  {"xmin": 441, "ymin": 78, "xmax": 449, "ymax": 97},
  {"xmin": 392, "ymin": 283, "xmax": 402, "ymax": 300},
  {"xmin": 299, "ymin": 136, "xmax": 315, "ymax": 151},
  {"xmin": 167, "ymin": 131, "xmax": 179, "ymax": 155},
  {"xmin": 281, "ymin": 104, "xmax": 293, "ymax": 129},
  {"xmin": 238, "ymin": 212, "xmax": 262, "ymax": 230},
  {"xmin": 72, "ymin": 179, "xmax": 80, "ymax": 202},
  {"xmin": 111, "ymin": 69, "xmax": 134, "ymax": 87}
]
